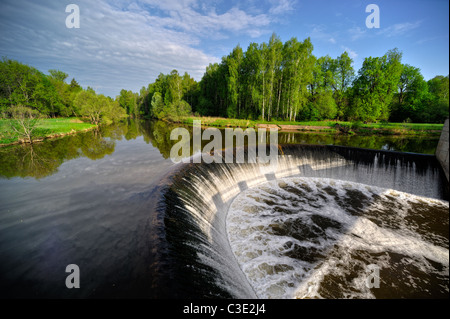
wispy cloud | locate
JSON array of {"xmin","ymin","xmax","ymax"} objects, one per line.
[
  {"xmin": 341, "ymin": 46, "xmax": 358, "ymax": 60},
  {"xmin": 377, "ymin": 21, "xmax": 422, "ymax": 37},
  {"xmin": 348, "ymin": 26, "xmax": 367, "ymax": 41},
  {"xmin": 308, "ymin": 24, "xmax": 338, "ymax": 44},
  {"xmin": 0, "ymin": 0, "xmax": 290, "ymax": 97},
  {"xmin": 415, "ymin": 35, "xmax": 449, "ymax": 45},
  {"xmin": 268, "ymin": 0, "xmax": 296, "ymax": 15},
  {"xmin": 137, "ymin": 0, "xmax": 289, "ymax": 39}
]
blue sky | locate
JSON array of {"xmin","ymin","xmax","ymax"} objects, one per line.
[{"xmin": 0, "ymin": 0, "xmax": 448, "ymax": 98}]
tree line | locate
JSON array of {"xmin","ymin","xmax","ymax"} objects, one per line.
[
  {"xmin": 0, "ymin": 57, "xmax": 126, "ymax": 125},
  {"xmin": 187, "ymin": 33, "xmax": 448, "ymax": 123},
  {"xmin": 1, "ymin": 33, "xmax": 448, "ymax": 124},
  {"xmin": 135, "ymin": 34, "xmax": 448, "ymax": 123}
]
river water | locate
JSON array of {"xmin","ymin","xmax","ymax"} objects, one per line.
[{"xmin": 0, "ymin": 119, "xmax": 447, "ymax": 298}]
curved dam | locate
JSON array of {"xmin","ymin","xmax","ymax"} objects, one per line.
[{"xmin": 150, "ymin": 144, "xmax": 449, "ymax": 299}]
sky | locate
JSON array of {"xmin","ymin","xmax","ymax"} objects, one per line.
[{"xmin": 0, "ymin": 0, "xmax": 448, "ymax": 98}]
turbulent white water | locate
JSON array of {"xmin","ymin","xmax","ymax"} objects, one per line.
[{"xmin": 227, "ymin": 177, "xmax": 449, "ymax": 299}]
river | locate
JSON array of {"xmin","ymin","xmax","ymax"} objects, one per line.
[{"xmin": 0, "ymin": 119, "xmax": 446, "ymax": 298}]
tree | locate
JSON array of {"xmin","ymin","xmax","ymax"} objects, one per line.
[
  {"xmin": 7, "ymin": 105, "xmax": 43, "ymax": 143},
  {"xmin": 168, "ymin": 100, "xmax": 192, "ymax": 121},
  {"xmin": 182, "ymin": 72, "xmax": 198, "ymax": 110},
  {"xmin": 118, "ymin": 89, "xmax": 137, "ymax": 117},
  {"xmin": 165, "ymin": 70, "xmax": 183, "ymax": 106},
  {"xmin": 424, "ymin": 75, "xmax": 449, "ymax": 123},
  {"xmin": 151, "ymin": 92, "xmax": 165, "ymax": 119},
  {"xmin": 281, "ymin": 37, "xmax": 314, "ymax": 121},
  {"xmin": 103, "ymin": 97, "xmax": 127, "ymax": 124},
  {"xmin": 73, "ymin": 90, "xmax": 127, "ymax": 126},
  {"xmin": 313, "ymin": 91, "xmax": 337, "ymax": 120},
  {"xmin": 351, "ymin": 48, "xmax": 403, "ymax": 121},
  {"xmin": 308, "ymin": 55, "xmax": 336, "ymax": 120},
  {"xmin": 335, "ymin": 52, "xmax": 355, "ymax": 119},
  {"xmin": 263, "ymin": 33, "xmax": 283, "ymax": 121},
  {"xmin": 73, "ymin": 90, "xmax": 101, "ymax": 125},
  {"xmin": 241, "ymin": 42, "xmax": 263, "ymax": 119},
  {"xmin": 48, "ymin": 69, "xmax": 68, "ymax": 82},
  {"xmin": 198, "ymin": 63, "xmax": 224, "ymax": 116},
  {"xmin": 69, "ymin": 78, "xmax": 82, "ymax": 91},
  {"xmin": 428, "ymin": 75, "xmax": 449, "ymax": 107},
  {"xmin": 390, "ymin": 64, "xmax": 428, "ymax": 122},
  {"xmin": 225, "ymin": 45, "xmax": 243, "ymax": 118},
  {"xmin": 0, "ymin": 58, "xmax": 76, "ymax": 117}
]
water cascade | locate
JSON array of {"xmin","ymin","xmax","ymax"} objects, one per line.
[{"xmin": 151, "ymin": 144, "xmax": 448, "ymax": 298}]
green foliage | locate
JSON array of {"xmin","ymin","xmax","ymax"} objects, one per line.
[
  {"xmin": 195, "ymin": 35, "xmax": 315, "ymax": 122},
  {"xmin": 151, "ymin": 92, "xmax": 165, "ymax": 119},
  {"xmin": 0, "ymin": 58, "xmax": 85, "ymax": 117},
  {"xmin": 118, "ymin": 89, "xmax": 138, "ymax": 117},
  {"xmin": 73, "ymin": 90, "xmax": 127, "ymax": 125},
  {"xmin": 139, "ymin": 70, "xmax": 194, "ymax": 121},
  {"xmin": 351, "ymin": 49, "xmax": 403, "ymax": 122},
  {"xmin": 132, "ymin": 35, "xmax": 447, "ymax": 124},
  {"xmin": 314, "ymin": 91, "xmax": 338, "ymax": 120},
  {"xmin": 423, "ymin": 75, "xmax": 449, "ymax": 123}
]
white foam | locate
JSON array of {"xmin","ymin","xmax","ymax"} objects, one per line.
[{"xmin": 226, "ymin": 177, "xmax": 449, "ymax": 299}]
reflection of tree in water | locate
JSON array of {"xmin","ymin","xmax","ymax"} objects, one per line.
[
  {"xmin": 0, "ymin": 144, "xmax": 62, "ymax": 179},
  {"xmin": 277, "ymin": 132, "xmax": 438, "ymax": 154},
  {"xmin": 0, "ymin": 127, "xmax": 118, "ymax": 179},
  {"xmin": 144, "ymin": 120, "xmax": 192, "ymax": 159},
  {"xmin": 99, "ymin": 121, "xmax": 128, "ymax": 141},
  {"xmin": 124, "ymin": 119, "xmax": 140, "ymax": 140},
  {"xmin": 80, "ymin": 128, "xmax": 115, "ymax": 160}
]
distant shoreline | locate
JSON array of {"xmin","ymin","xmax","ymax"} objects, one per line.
[{"xmin": 166, "ymin": 116, "xmax": 444, "ymax": 136}]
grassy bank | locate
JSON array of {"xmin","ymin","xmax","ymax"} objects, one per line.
[
  {"xmin": 175, "ymin": 116, "xmax": 444, "ymax": 136},
  {"xmin": 0, "ymin": 118, "xmax": 97, "ymax": 145}
]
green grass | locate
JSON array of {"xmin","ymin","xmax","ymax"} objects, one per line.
[
  {"xmin": 257, "ymin": 120, "xmax": 336, "ymax": 126},
  {"xmin": 178, "ymin": 116, "xmax": 258, "ymax": 128},
  {"xmin": 362, "ymin": 122, "xmax": 443, "ymax": 130},
  {"xmin": 0, "ymin": 118, "xmax": 97, "ymax": 145},
  {"xmin": 178, "ymin": 116, "xmax": 444, "ymax": 135}
]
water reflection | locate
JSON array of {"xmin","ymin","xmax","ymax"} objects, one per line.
[
  {"xmin": 0, "ymin": 128, "xmax": 118, "ymax": 179},
  {"xmin": 0, "ymin": 119, "xmax": 440, "ymax": 179}
]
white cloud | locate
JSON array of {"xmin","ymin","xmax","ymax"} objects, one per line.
[
  {"xmin": 0, "ymin": 0, "xmax": 291, "ymax": 97},
  {"xmin": 415, "ymin": 35, "xmax": 448, "ymax": 45},
  {"xmin": 377, "ymin": 21, "xmax": 422, "ymax": 37},
  {"xmin": 341, "ymin": 46, "xmax": 358, "ymax": 60},
  {"xmin": 269, "ymin": 0, "xmax": 296, "ymax": 15},
  {"xmin": 348, "ymin": 26, "xmax": 366, "ymax": 41},
  {"xmin": 136, "ymin": 0, "xmax": 273, "ymax": 39},
  {"xmin": 308, "ymin": 24, "xmax": 338, "ymax": 44}
]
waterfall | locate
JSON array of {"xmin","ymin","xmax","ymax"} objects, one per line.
[{"xmin": 151, "ymin": 144, "xmax": 448, "ymax": 298}]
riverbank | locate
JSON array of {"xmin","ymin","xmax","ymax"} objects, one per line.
[
  {"xmin": 0, "ymin": 118, "xmax": 97, "ymax": 146},
  {"xmin": 174, "ymin": 116, "xmax": 444, "ymax": 136}
]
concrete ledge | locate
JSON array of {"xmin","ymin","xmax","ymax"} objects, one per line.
[{"xmin": 436, "ymin": 119, "xmax": 449, "ymax": 182}]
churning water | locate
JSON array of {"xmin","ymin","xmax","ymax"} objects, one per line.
[
  {"xmin": 158, "ymin": 144, "xmax": 449, "ymax": 298},
  {"xmin": 227, "ymin": 177, "xmax": 449, "ymax": 299}
]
